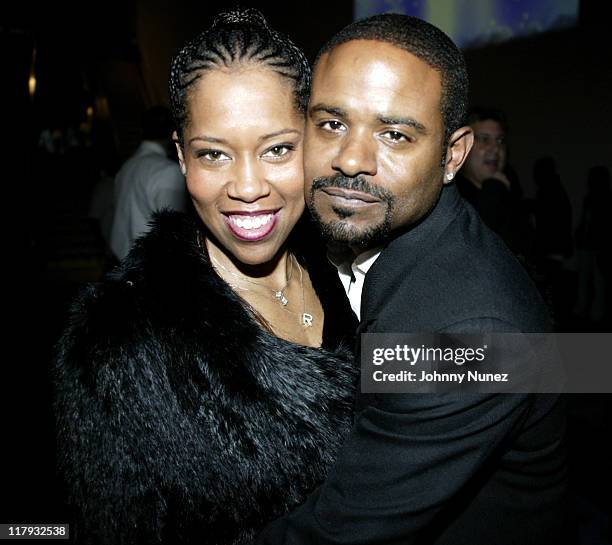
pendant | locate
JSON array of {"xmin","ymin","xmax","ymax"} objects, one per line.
[
  {"xmin": 275, "ymin": 291, "xmax": 289, "ymax": 306},
  {"xmin": 302, "ymin": 313, "xmax": 313, "ymax": 327}
]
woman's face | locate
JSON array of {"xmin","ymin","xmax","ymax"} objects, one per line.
[{"xmin": 177, "ymin": 66, "xmax": 305, "ymax": 266}]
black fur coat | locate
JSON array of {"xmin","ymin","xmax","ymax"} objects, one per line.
[{"xmin": 54, "ymin": 212, "xmax": 357, "ymax": 545}]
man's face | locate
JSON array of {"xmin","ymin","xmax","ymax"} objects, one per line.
[
  {"xmin": 462, "ymin": 120, "xmax": 507, "ymax": 186},
  {"xmin": 304, "ymin": 40, "xmax": 450, "ymax": 249}
]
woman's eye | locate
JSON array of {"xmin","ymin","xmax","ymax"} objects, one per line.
[
  {"xmin": 382, "ymin": 130, "xmax": 408, "ymax": 143},
  {"xmin": 262, "ymin": 144, "xmax": 293, "ymax": 158},
  {"xmin": 198, "ymin": 149, "xmax": 230, "ymax": 162},
  {"xmin": 319, "ymin": 120, "xmax": 346, "ymax": 132}
]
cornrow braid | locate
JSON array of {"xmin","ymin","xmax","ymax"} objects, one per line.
[{"xmin": 169, "ymin": 7, "xmax": 311, "ymax": 146}]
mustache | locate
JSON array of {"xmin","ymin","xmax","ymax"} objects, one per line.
[{"xmin": 311, "ymin": 174, "xmax": 394, "ymax": 203}]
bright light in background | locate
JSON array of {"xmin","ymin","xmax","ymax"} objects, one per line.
[
  {"xmin": 29, "ymin": 42, "xmax": 37, "ymax": 99},
  {"xmin": 28, "ymin": 74, "xmax": 37, "ymax": 98},
  {"xmin": 354, "ymin": 0, "xmax": 579, "ymax": 49}
]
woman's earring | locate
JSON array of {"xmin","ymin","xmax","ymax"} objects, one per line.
[{"xmin": 446, "ymin": 172, "xmax": 455, "ymax": 181}]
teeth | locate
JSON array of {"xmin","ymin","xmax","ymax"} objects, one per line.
[{"xmin": 229, "ymin": 213, "xmax": 273, "ymax": 230}]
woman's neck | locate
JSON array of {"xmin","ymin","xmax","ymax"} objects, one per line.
[
  {"xmin": 204, "ymin": 237, "xmax": 291, "ymax": 293},
  {"xmin": 202, "ymin": 235, "xmax": 323, "ymax": 347}
]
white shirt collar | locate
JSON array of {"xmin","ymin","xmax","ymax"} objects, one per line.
[
  {"xmin": 330, "ymin": 247, "xmax": 383, "ymax": 320},
  {"xmin": 353, "ymin": 247, "xmax": 382, "ymax": 276}
]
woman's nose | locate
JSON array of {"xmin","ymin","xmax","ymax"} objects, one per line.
[{"xmin": 226, "ymin": 157, "xmax": 271, "ymax": 202}]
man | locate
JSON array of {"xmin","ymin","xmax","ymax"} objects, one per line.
[
  {"xmin": 110, "ymin": 106, "xmax": 187, "ymax": 260},
  {"xmin": 259, "ymin": 14, "xmax": 569, "ymax": 545},
  {"xmin": 456, "ymin": 107, "xmax": 529, "ymax": 254},
  {"xmin": 458, "ymin": 107, "xmax": 510, "ymax": 197}
]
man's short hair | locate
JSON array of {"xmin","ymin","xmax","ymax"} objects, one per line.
[
  {"xmin": 467, "ymin": 107, "xmax": 508, "ymax": 132},
  {"xmin": 316, "ymin": 14, "xmax": 469, "ymax": 144}
]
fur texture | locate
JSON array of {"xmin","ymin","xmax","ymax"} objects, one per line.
[{"xmin": 54, "ymin": 212, "xmax": 356, "ymax": 544}]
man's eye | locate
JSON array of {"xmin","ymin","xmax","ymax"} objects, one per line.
[
  {"xmin": 262, "ymin": 144, "xmax": 293, "ymax": 158},
  {"xmin": 319, "ymin": 120, "xmax": 346, "ymax": 132},
  {"xmin": 382, "ymin": 130, "xmax": 408, "ymax": 142}
]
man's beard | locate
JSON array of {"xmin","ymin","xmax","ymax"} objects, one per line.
[{"xmin": 308, "ymin": 174, "xmax": 395, "ymax": 249}]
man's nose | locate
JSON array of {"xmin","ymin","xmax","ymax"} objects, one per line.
[
  {"xmin": 331, "ymin": 130, "xmax": 377, "ymax": 177},
  {"xmin": 226, "ymin": 157, "xmax": 271, "ymax": 202}
]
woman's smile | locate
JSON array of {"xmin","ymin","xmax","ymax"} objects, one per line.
[{"xmin": 224, "ymin": 210, "xmax": 280, "ymax": 241}]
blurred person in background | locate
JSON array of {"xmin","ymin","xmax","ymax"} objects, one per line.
[
  {"xmin": 457, "ymin": 107, "xmax": 533, "ymax": 258},
  {"xmin": 110, "ymin": 105, "xmax": 188, "ymax": 260}
]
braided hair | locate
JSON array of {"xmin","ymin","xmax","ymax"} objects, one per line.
[{"xmin": 169, "ymin": 8, "xmax": 311, "ymax": 146}]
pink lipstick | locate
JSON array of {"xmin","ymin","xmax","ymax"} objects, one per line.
[{"xmin": 223, "ymin": 210, "xmax": 279, "ymax": 241}]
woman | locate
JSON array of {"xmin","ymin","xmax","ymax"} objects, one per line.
[{"xmin": 54, "ymin": 9, "xmax": 356, "ymax": 545}]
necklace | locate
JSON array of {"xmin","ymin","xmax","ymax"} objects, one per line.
[
  {"xmin": 210, "ymin": 252, "xmax": 293, "ymax": 306},
  {"xmin": 212, "ymin": 254, "xmax": 313, "ymax": 327},
  {"xmin": 295, "ymin": 259, "xmax": 314, "ymax": 327},
  {"xmin": 198, "ymin": 231, "xmax": 313, "ymax": 327}
]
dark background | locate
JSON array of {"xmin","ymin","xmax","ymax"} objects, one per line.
[{"xmin": 1, "ymin": 0, "xmax": 610, "ymax": 542}]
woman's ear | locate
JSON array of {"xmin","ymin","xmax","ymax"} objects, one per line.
[
  {"xmin": 173, "ymin": 131, "xmax": 187, "ymax": 176},
  {"xmin": 443, "ymin": 126, "xmax": 474, "ymax": 184}
]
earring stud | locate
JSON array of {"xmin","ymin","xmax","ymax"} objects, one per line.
[{"xmin": 446, "ymin": 172, "xmax": 454, "ymax": 181}]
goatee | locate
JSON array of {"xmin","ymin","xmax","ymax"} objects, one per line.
[{"xmin": 308, "ymin": 174, "xmax": 395, "ymax": 249}]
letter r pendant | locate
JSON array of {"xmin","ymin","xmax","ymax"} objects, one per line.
[{"xmin": 302, "ymin": 313, "xmax": 313, "ymax": 327}]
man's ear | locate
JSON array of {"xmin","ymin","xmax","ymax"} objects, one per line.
[
  {"xmin": 443, "ymin": 126, "xmax": 473, "ymax": 184},
  {"xmin": 173, "ymin": 131, "xmax": 187, "ymax": 176}
]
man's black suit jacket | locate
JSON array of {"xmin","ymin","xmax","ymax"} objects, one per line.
[{"xmin": 260, "ymin": 184, "xmax": 570, "ymax": 545}]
